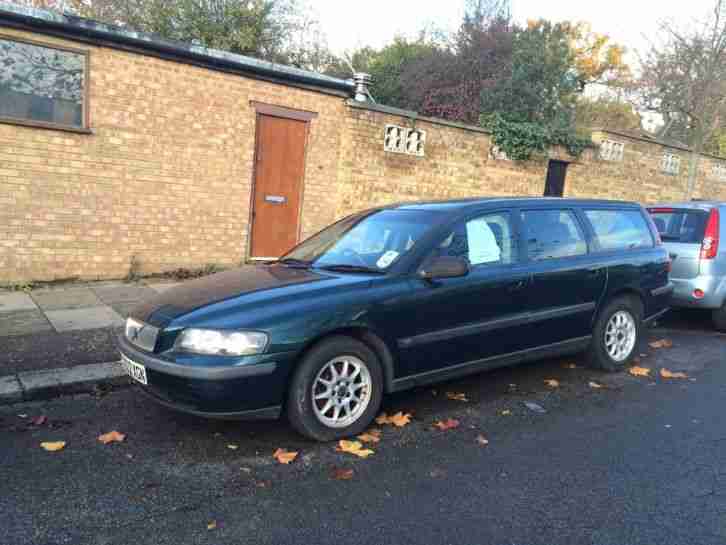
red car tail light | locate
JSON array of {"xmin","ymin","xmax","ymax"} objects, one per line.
[{"xmin": 700, "ymin": 208, "xmax": 720, "ymax": 260}]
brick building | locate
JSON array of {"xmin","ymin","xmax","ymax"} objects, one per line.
[{"xmin": 2, "ymin": 2, "xmax": 726, "ymax": 284}]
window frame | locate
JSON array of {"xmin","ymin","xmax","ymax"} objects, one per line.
[
  {"xmin": 0, "ymin": 34, "xmax": 91, "ymax": 134},
  {"xmin": 579, "ymin": 206, "xmax": 655, "ymax": 254},
  {"xmin": 520, "ymin": 207, "xmax": 590, "ymax": 263}
]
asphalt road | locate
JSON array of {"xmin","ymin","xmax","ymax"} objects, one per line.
[{"xmin": 2, "ymin": 312, "xmax": 726, "ymax": 545}]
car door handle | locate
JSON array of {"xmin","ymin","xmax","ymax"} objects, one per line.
[{"xmin": 507, "ymin": 279, "xmax": 528, "ymax": 292}]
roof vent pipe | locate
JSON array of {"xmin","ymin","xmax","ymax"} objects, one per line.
[{"xmin": 353, "ymin": 72, "xmax": 373, "ymax": 102}]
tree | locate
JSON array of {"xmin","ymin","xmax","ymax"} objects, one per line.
[
  {"xmin": 575, "ymin": 96, "xmax": 642, "ymax": 132},
  {"xmin": 640, "ymin": 0, "xmax": 726, "ymax": 197}
]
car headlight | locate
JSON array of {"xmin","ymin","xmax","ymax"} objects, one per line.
[{"xmin": 174, "ymin": 329, "xmax": 269, "ymax": 356}]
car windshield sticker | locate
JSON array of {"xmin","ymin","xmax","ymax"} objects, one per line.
[
  {"xmin": 377, "ymin": 250, "xmax": 400, "ymax": 269},
  {"xmin": 467, "ymin": 218, "xmax": 501, "ymax": 265}
]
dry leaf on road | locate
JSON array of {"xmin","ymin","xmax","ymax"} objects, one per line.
[
  {"xmin": 500, "ymin": 409, "xmax": 512, "ymax": 416},
  {"xmin": 331, "ymin": 468, "xmax": 354, "ymax": 480},
  {"xmin": 207, "ymin": 521, "xmax": 217, "ymax": 531},
  {"xmin": 336, "ymin": 440, "xmax": 374, "ymax": 458},
  {"xmin": 476, "ymin": 434, "xmax": 489, "ymax": 446},
  {"xmin": 446, "ymin": 392, "xmax": 469, "ymax": 402},
  {"xmin": 227, "ymin": 444, "xmax": 239, "ymax": 450},
  {"xmin": 588, "ymin": 381, "xmax": 604, "ymax": 389},
  {"xmin": 98, "ymin": 431, "xmax": 126, "ymax": 444},
  {"xmin": 660, "ymin": 368, "xmax": 688, "ymax": 379},
  {"xmin": 40, "ymin": 441, "xmax": 66, "ymax": 452},
  {"xmin": 544, "ymin": 379, "xmax": 560, "ymax": 388},
  {"xmin": 30, "ymin": 415, "xmax": 47, "ymax": 426},
  {"xmin": 629, "ymin": 366, "xmax": 651, "ymax": 377},
  {"xmin": 273, "ymin": 448, "xmax": 298, "ymax": 464},
  {"xmin": 357, "ymin": 429, "xmax": 382, "ymax": 443},
  {"xmin": 376, "ymin": 411, "xmax": 412, "ymax": 427},
  {"xmin": 562, "ymin": 363, "xmax": 579, "ymax": 369},
  {"xmin": 649, "ymin": 339, "xmax": 673, "ymax": 349},
  {"xmin": 433, "ymin": 419, "xmax": 460, "ymax": 431}
]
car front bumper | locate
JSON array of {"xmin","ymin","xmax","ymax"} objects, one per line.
[
  {"xmin": 116, "ymin": 333, "xmax": 296, "ymax": 419},
  {"xmin": 670, "ymin": 275, "xmax": 726, "ymax": 309}
]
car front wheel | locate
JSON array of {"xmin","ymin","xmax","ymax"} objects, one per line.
[
  {"xmin": 287, "ymin": 336, "xmax": 383, "ymax": 442},
  {"xmin": 588, "ymin": 297, "xmax": 642, "ymax": 371}
]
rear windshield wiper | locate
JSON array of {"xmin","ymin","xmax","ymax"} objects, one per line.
[
  {"xmin": 276, "ymin": 258, "xmax": 311, "ymax": 268},
  {"xmin": 316, "ymin": 264, "xmax": 385, "ymax": 274}
]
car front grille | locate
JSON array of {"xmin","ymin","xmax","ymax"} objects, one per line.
[{"xmin": 125, "ymin": 317, "xmax": 159, "ymax": 352}]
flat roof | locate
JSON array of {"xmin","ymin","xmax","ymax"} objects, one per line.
[{"xmin": 0, "ymin": 1, "xmax": 355, "ymax": 97}]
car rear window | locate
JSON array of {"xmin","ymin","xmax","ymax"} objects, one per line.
[
  {"xmin": 647, "ymin": 208, "xmax": 708, "ymax": 244},
  {"xmin": 584, "ymin": 209, "xmax": 653, "ymax": 251}
]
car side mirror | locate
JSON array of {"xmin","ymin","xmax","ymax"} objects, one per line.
[{"xmin": 418, "ymin": 256, "xmax": 470, "ymax": 280}]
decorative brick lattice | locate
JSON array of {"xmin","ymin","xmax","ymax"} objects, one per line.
[
  {"xmin": 661, "ymin": 153, "xmax": 681, "ymax": 175},
  {"xmin": 384, "ymin": 124, "xmax": 425, "ymax": 156},
  {"xmin": 599, "ymin": 140, "xmax": 624, "ymax": 161}
]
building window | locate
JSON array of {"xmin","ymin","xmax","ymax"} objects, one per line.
[
  {"xmin": 384, "ymin": 124, "xmax": 426, "ymax": 156},
  {"xmin": 0, "ymin": 37, "xmax": 88, "ymax": 130},
  {"xmin": 489, "ymin": 145, "xmax": 511, "ymax": 161},
  {"xmin": 599, "ymin": 139, "xmax": 624, "ymax": 161},
  {"xmin": 661, "ymin": 153, "xmax": 681, "ymax": 175},
  {"xmin": 713, "ymin": 163, "xmax": 726, "ymax": 181}
]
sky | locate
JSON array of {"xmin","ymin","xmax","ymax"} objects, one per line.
[{"xmin": 314, "ymin": 0, "xmax": 716, "ymax": 58}]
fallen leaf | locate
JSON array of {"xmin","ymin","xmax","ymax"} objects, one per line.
[
  {"xmin": 98, "ymin": 431, "xmax": 126, "ymax": 444},
  {"xmin": 40, "ymin": 441, "xmax": 66, "ymax": 452},
  {"xmin": 500, "ymin": 409, "xmax": 512, "ymax": 416},
  {"xmin": 629, "ymin": 366, "xmax": 651, "ymax": 377},
  {"xmin": 255, "ymin": 480, "xmax": 271, "ymax": 488},
  {"xmin": 17, "ymin": 414, "xmax": 27, "ymax": 418},
  {"xmin": 357, "ymin": 429, "xmax": 382, "ymax": 443},
  {"xmin": 544, "ymin": 379, "xmax": 560, "ymax": 388},
  {"xmin": 476, "ymin": 434, "xmax": 489, "ymax": 446},
  {"xmin": 376, "ymin": 411, "xmax": 412, "ymax": 427},
  {"xmin": 562, "ymin": 363, "xmax": 579, "ymax": 369},
  {"xmin": 446, "ymin": 392, "xmax": 469, "ymax": 402},
  {"xmin": 336, "ymin": 440, "xmax": 374, "ymax": 458},
  {"xmin": 207, "ymin": 521, "xmax": 217, "ymax": 531},
  {"xmin": 331, "ymin": 468, "xmax": 354, "ymax": 480},
  {"xmin": 125, "ymin": 454, "xmax": 134, "ymax": 459},
  {"xmin": 660, "ymin": 368, "xmax": 688, "ymax": 379},
  {"xmin": 649, "ymin": 339, "xmax": 673, "ymax": 349},
  {"xmin": 429, "ymin": 468, "xmax": 447, "ymax": 478},
  {"xmin": 227, "ymin": 444, "xmax": 239, "ymax": 450},
  {"xmin": 240, "ymin": 467, "xmax": 252, "ymax": 473},
  {"xmin": 30, "ymin": 415, "xmax": 47, "ymax": 426},
  {"xmin": 588, "ymin": 381, "xmax": 604, "ymax": 389},
  {"xmin": 272, "ymin": 448, "xmax": 298, "ymax": 464},
  {"xmin": 433, "ymin": 418, "xmax": 460, "ymax": 431}
]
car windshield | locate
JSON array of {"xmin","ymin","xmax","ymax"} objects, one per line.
[{"xmin": 281, "ymin": 209, "xmax": 439, "ymax": 272}]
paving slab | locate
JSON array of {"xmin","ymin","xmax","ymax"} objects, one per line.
[
  {"xmin": 31, "ymin": 287, "xmax": 103, "ymax": 311},
  {"xmin": 44, "ymin": 306, "xmax": 123, "ymax": 332},
  {"xmin": 148, "ymin": 282, "xmax": 182, "ymax": 293},
  {"xmin": 110, "ymin": 301, "xmax": 143, "ymax": 319},
  {"xmin": 0, "ymin": 292, "xmax": 38, "ymax": 313},
  {"xmin": 0, "ymin": 375, "xmax": 22, "ymax": 404},
  {"xmin": 92, "ymin": 284, "xmax": 157, "ymax": 304},
  {"xmin": 0, "ymin": 310, "xmax": 53, "ymax": 337}
]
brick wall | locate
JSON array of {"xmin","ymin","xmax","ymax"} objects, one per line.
[
  {"xmin": 4, "ymin": 27, "xmax": 726, "ymax": 284},
  {"xmin": 0, "ymin": 28, "xmax": 345, "ymax": 283}
]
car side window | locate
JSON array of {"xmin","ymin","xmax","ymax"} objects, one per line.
[
  {"xmin": 584, "ymin": 209, "xmax": 654, "ymax": 251},
  {"xmin": 521, "ymin": 209, "xmax": 587, "ymax": 261},
  {"xmin": 434, "ymin": 211, "xmax": 517, "ymax": 267}
]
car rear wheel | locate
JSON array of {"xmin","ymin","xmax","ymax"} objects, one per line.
[
  {"xmin": 712, "ymin": 305, "xmax": 726, "ymax": 332},
  {"xmin": 287, "ymin": 336, "xmax": 383, "ymax": 442},
  {"xmin": 588, "ymin": 296, "xmax": 642, "ymax": 372}
]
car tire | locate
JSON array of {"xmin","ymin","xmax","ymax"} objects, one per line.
[
  {"xmin": 287, "ymin": 336, "xmax": 384, "ymax": 442},
  {"xmin": 712, "ymin": 305, "xmax": 726, "ymax": 332},
  {"xmin": 587, "ymin": 296, "xmax": 642, "ymax": 372}
]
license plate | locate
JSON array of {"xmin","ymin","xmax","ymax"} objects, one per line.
[{"xmin": 121, "ymin": 355, "xmax": 148, "ymax": 385}]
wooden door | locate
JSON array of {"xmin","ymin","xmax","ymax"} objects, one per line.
[{"xmin": 250, "ymin": 114, "xmax": 308, "ymax": 258}]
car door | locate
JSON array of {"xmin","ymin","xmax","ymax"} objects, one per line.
[
  {"xmin": 517, "ymin": 207, "xmax": 606, "ymax": 349},
  {"xmin": 393, "ymin": 209, "xmax": 533, "ymax": 379}
]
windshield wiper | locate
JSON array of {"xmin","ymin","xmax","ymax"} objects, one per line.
[
  {"xmin": 276, "ymin": 258, "xmax": 311, "ymax": 268},
  {"xmin": 316, "ymin": 264, "xmax": 385, "ymax": 274}
]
